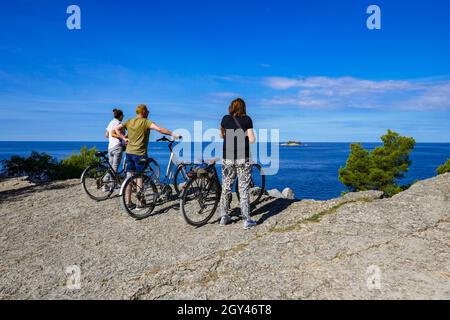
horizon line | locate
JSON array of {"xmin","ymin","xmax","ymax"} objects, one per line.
[{"xmin": 1, "ymin": 140, "xmax": 450, "ymax": 144}]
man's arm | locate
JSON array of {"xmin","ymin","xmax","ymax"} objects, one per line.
[
  {"xmin": 104, "ymin": 130, "xmax": 109, "ymax": 138},
  {"xmin": 111, "ymin": 131, "xmax": 121, "ymax": 139},
  {"xmin": 114, "ymin": 124, "xmax": 128, "ymax": 144},
  {"xmin": 150, "ymin": 122, "xmax": 180, "ymax": 139}
]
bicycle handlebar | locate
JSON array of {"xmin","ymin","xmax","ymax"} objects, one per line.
[
  {"xmin": 156, "ymin": 136, "xmax": 182, "ymax": 142},
  {"xmin": 156, "ymin": 135, "xmax": 182, "ymax": 153}
]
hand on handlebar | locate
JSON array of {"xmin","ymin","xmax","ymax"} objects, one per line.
[
  {"xmin": 172, "ymin": 133, "xmax": 182, "ymax": 140},
  {"xmin": 157, "ymin": 134, "xmax": 182, "ymax": 142}
]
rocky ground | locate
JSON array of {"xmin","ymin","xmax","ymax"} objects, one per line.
[{"xmin": 0, "ymin": 174, "xmax": 449, "ymax": 299}]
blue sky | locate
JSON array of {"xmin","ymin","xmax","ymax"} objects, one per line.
[{"xmin": 0, "ymin": 0, "xmax": 449, "ymax": 142}]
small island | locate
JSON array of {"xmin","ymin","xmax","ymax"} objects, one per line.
[{"xmin": 281, "ymin": 141, "xmax": 303, "ymax": 147}]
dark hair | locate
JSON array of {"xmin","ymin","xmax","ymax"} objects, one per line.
[
  {"xmin": 113, "ymin": 108, "xmax": 123, "ymax": 120},
  {"xmin": 229, "ymin": 98, "xmax": 247, "ymax": 116}
]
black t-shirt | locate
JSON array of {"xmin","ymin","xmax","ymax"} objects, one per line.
[{"xmin": 221, "ymin": 115, "xmax": 253, "ymax": 160}]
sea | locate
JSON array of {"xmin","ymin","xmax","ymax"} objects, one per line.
[{"xmin": 0, "ymin": 141, "xmax": 449, "ymax": 200}]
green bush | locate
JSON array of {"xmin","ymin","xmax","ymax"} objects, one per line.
[
  {"xmin": 56, "ymin": 146, "xmax": 99, "ymax": 180},
  {"xmin": 339, "ymin": 130, "xmax": 416, "ymax": 197},
  {"xmin": 1, "ymin": 152, "xmax": 58, "ymax": 182},
  {"xmin": 437, "ymin": 159, "xmax": 450, "ymax": 175},
  {"xmin": 1, "ymin": 147, "xmax": 99, "ymax": 182}
]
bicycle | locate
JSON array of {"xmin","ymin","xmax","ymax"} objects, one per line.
[
  {"xmin": 81, "ymin": 150, "xmax": 159, "ymax": 201},
  {"xmin": 180, "ymin": 161, "xmax": 266, "ymax": 227},
  {"xmin": 180, "ymin": 160, "xmax": 222, "ymax": 227},
  {"xmin": 150, "ymin": 136, "xmax": 195, "ymax": 198},
  {"xmin": 119, "ymin": 136, "xmax": 192, "ymax": 219}
]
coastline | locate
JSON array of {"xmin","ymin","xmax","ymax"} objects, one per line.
[{"xmin": 1, "ymin": 142, "xmax": 449, "ymax": 201}]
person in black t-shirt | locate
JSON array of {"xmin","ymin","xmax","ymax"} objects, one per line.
[{"xmin": 219, "ymin": 98, "xmax": 257, "ymax": 230}]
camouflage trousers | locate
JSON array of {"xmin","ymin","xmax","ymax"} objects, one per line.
[{"xmin": 220, "ymin": 159, "xmax": 252, "ymax": 221}]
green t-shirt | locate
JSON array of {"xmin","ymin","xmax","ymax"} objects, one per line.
[{"xmin": 122, "ymin": 117, "xmax": 153, "ymax": 156}]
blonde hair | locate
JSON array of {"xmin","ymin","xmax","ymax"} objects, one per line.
[{"xmin": 136, "ymin": 104, "xmax": 148, "ymax": 115}]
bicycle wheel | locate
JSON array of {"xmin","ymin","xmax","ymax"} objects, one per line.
[
  {"xmin": 81, "ymin": 163, "xmax": 115, "ymax": 201},
  {"xmin": 120, "ymin": 174, "xmax": 158, "ymax": 220},
  {"xmin": 236, "ymin": 164, "xmax": 266, "ymax": 207},
  {"xmin": 180, "ymin": 175, "xmax": 220, "ymax": 227},
  {"xmin": 173, "ymin": 164, "xmax": 194, "ymax": 196},
  {"xmin": 146, "ymin": 158, "xmax": 160, "ymax": 181}
]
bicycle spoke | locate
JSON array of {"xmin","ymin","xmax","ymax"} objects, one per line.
[
  {"xmin": 122, "ymin": 175, "xmax": 157, "ymax": 219},
  {"xmin": 181, "ymin": 175, "xmax": 220, "ymax": 226},
  {"xmin": 82, "ymin": 164, "xmax": 115, "ymax": 201}
]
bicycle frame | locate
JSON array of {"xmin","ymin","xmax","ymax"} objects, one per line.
[
  {"xmin": 151, "ymin": 137, "xmax": 191, "ymax": 199},
  {"xmin": 158, "ymin": 146, "xmax": 177, "ymax": 186},
  {"xmin": 95, "ymin": 152, "xmax": 126, "ymax": 181}
]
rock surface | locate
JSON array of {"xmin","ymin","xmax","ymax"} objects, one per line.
[
  {"xmin": 267, "ymin": 188, "xmax": 285, "ymax": 199},
  {"xmin": 0, "ymin": 174, "xmax": 449, "ymax": 299},
  {"xmin": 282, "ymin": 187, "xmax": 296, "ymax": 200}
]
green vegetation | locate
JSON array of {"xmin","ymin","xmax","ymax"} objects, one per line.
[
  {"xmin": 1, "ymin": 152, "xmax": 59, "ymax": 182},
  {"xmin": 1, "ymin": 146, "xmax": 99, "ymax": 183},
  {"xmin": 437, "ymin": 159, "xmax": 450, "ymax": 175},
  {"xmin": 56, "ymin": 146, "xmax": 99, "ymax": 180},
  {"xmin": 339, "ymin": 130, "xmax": 416, "ymax": 197},
  {"xmin": 282, "ymin": 141, "xmax": 302, "ymax": 146}
]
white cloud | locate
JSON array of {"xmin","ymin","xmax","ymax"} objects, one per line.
[{"xmin": 263, "ymin": 76, "xmax": 450, "ymax": 111}]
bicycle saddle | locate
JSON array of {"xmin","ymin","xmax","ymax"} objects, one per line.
[
  {"xmin": 95, "ymin": 151, "xmax": 108, "ymax": 157},
  {"xmin": 137, "ymin": 158, "xmax": 148, "ymax": 165}
]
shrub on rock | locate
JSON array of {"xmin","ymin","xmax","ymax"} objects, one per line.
[
  {"xmin": 1, "ymin": 152, "xmax": 58, "ymax": 183},
  {"xmin": 1, "ymin": 146, "xmax": 99, "ymax": 182},
  {"xmin": 437, "ymin": 159, "xmax": 450, "ymax": 175},
  {"xmin": 56, "ymin": 146, "xmax": 99, "ymax": 180},
  {"xmin": 339, "ymin": 130, "xmax": 416, "ymax": 197}
]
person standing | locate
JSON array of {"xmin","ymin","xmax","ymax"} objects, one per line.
[
  {"xmin": 103, "ymin": 108, "xmax": 125, "ymax": 191},
  {"xmin": 220, "ymin": 98, "xmax": 257, "ymax": 230},
  {"xmin": 115, "ymin": 104, "xmax": 180, "ymax": 209}
]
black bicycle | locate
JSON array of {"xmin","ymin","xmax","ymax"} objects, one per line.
[
  {"xmin": 81, "ymin": 151, "xmax": 159, "ymax": 201},
  {"xmin": 180, "ymin": 161, "xmax": 266, "ymax": 227},
  {"xmin": 119, "ymin": 136, "xmax": 192, "ymax": 219}
]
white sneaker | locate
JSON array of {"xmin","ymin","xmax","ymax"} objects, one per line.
[{"xmin": 243, "ymin": 220, "xmax": 257, "ymax": 230}]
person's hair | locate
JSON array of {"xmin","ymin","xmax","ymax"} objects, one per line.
[
  {"xmin": 229, "ymin": 98, "xmax": 247, "ymax": 116},
  {"xmin": 113, "ymin": 108, "xmax": 123, "ymax": 120},
  {"xmin": 136, "ymin": 104, "xmax": 148, "ymax": 115}
]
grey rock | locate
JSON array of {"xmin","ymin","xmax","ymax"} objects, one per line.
[
  {"xmin": 267, "ymin": 188, "xmax": 284, "ymax": 198},
  {"xmin": 0, "ymin": 173, "xmax": 449, "ymax": 299},
  {"xmin": 282, "ymin": 188, "xmax": 295, "ymax": 200},
  {"xmin": 341, "ymin": 190, "xmax": 384, "ymax": 202}
]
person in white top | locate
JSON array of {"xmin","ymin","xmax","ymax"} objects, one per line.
[{"xmin": 103, "ymin": 109, "xmax": 125, "ymax": 191}]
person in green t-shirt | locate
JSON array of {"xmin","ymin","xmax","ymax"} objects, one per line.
[{"xmin": 114, "ymin": 104, "xmax": 180, "ymax": 209}]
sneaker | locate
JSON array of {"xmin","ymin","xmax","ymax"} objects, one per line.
[
  {"xmin": 136, "ymin": 204, "xmax": 146, "ymax": 211},
  {"xmin": 220, "ymin": 215, "xmax": 231, "ymax": 226},
  {"xmin": 102, "ymin": 185, "xmax": 110, "ymax": 192},
  {"xmin": 136, "ymin": 199, "xmax": 146, "ymax": 210},
  {"xmin": 243, "ymin": 219, "xmax": 257, "ymax": 230}
]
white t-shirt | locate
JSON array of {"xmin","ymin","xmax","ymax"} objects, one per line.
[{"xmin": 106, "ymin": 119, "xmax": 122, "ymax": 150}]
